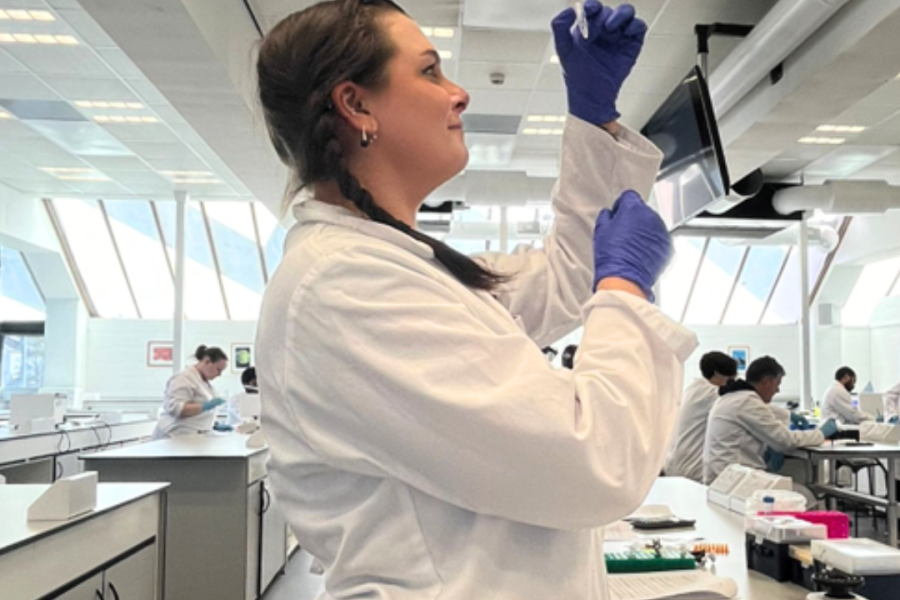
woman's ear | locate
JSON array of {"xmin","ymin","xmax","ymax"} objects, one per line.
[{"xmin": 331, "ymin": 82, "xmax": 374, "ymax": 133}]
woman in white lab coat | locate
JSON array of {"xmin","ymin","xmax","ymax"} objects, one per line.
[
  {"xmin": 254, "ymin": 1, "xmax": 696, "ymax": 598},
  {"xmin": 152, "ymin": 345, "xmax": 228, "ymax": 439}
]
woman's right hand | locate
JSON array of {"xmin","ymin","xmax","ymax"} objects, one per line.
[
  {"xmin": 201, "ymin": 397, "xmax": 226, "ymax": 412},
  {"xmin": 592, "ymin": 190, "xmax": 671, "ymax": 300}
]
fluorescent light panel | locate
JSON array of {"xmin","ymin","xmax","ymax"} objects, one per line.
[
  {"xmin": 159, "ymin": 170, "xmax": 214, "ymax": 177},
  {"xmin": 93, "ymin": 115, "xmax": 158, "ymax": 123},
  {"xmin": 171, "ymin": 178, "xmax": 220, "ymax": 184},
  {"xmin": 438, "ymin": 50, "xmax": 452, "ymax": 60},
  {"xmin": 816, "ymin": 124, "xmax": 866, "ymax": 133},
  {"xmin": 0, "ymin": 9, "xmax": 55, "ymax": 21},
  {"xmin": 526, "ymin": 115, "xmax": 566, "ymax": 123},
  {"xmin": 41, "ymin": 167, "xmax": 109, "ymax": 181},
  {"xmin": 798, "ymin": 136, "xmax": 846, "ymax": 145},
  {"xmin": 522, "ymin": 128, "xmax": 564, "ymax": 135},
  {"xmin": 421, "ymin": 26, "xmax": 454, "ymax": 38},
  {"xmin": 0, "ymin": 33, "xmax": 78, "ymax": 44},
  {"xmin": 76, "ymin": 101, "xmax": 144, "ymax": 109}
]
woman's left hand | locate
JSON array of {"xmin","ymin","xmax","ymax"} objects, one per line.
[{"xmin": 551, "ymin": 1, "xmax": 647, "ymax": 126}]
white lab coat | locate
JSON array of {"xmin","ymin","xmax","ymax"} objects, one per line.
[
  {"xmin": 225, "ymin": 391, "xmax": 261, "ymax": 426},
  {"xmin": 884, "ymin": 381, "xmax": 900, "ymax": 420},
  {"xmin": 255, "ymin": 117, "xmax": 698, "ymax": 600},
  {"xmin": 822, "ymin": 381, "xmax": 873, "ymax": 424},
  {"xmin": 664, "ymin": 377, "xmax": 719, "ymax": 483},
  {"xmin": 703, "ymin": 389, "xmax": 824, "ymax": 483},
  {"xmin": 152, "ymin": 366, "xmax": 217, "ymax": 439}
]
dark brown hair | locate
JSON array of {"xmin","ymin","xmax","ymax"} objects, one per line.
[
  {"xmin": 256, "ymin": 0, "xmax": 508, "ymax": 291},
  {"xmin": 195, "ymin": 345, "xmax": 227, "ymax": 363}
]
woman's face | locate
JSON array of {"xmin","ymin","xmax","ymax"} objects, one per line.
[
  {"xmin": 365, "ymin": 13, "xmax": 470, "ymax": 192},
  {"xmin": 199, "ymin": 358, "xmax": 228, "ymax": 381}
]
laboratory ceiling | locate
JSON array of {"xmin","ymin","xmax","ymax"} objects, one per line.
[{"xmin": 1, "ymin": 0, "xmax": 900, "ymax": 215}]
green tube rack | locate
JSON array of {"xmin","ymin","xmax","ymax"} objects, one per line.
[{"xmin": 605, "ymin": 550, "xmax": 697, "ymax": 573}]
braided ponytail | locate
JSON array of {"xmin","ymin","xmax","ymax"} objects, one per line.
[{"xmin": 257, "ymin": 0, "xmax": 509, "ymax": 292}]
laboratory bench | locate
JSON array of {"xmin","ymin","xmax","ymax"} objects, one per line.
[
  {"xmin": 0, "ymin": 482, "xmax": 168, "ymax": 600},
  {"xmin": 643, "ymin": 477, "xmax": 809, "ymax": 599},
  {"xmin": 0, "ymin": 415, "xmax": 157, "ymax": 483},
  {"xmin": 83, "ymin": 434, "xmax": 288, "ymax": 600}
]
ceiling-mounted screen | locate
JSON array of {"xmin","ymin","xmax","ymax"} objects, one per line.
[{"xmin": 641, "ymin": 65, "xmax": 730, "ymax": 230}]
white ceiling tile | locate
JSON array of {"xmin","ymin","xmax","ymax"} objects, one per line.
[
  {"xmin": 637, "ymin": 35, "xmax": 695, "ymax": 69},
  {"xmin": 0, "ymin": 149, "xmax": 46, "ymax": 177},
  {"xmin": 522, "ymin": 91, "xmax": 566, "ymax": 115},
  {"xmin": 104, "ymin": 122, "xmax": 180, "ymax": 144},
  {"xmin": 94, "ymin": 47, "xmax": 146, "ymax": 79},
  {"xmin": 39, "ymin": 75, "xmax": 138, "ymax": 101},
  {"xmin": 83, "ymin": 155, "xmax": 151, "ymax": 172},
  {"xmin": 46, "ymin": 0, "xmax": 83, "ymax": 8},
  {"xmin": 852, "ymin": 125, "xmax": 900, "ymax": 146},
  {"xmin": 56, "ymin": 9, "xmax": 117, "ymax": 47},
  {"xmin": 458, "ymin": 62, "xmax": 541, "ymax": 91},
  {"xmin": 462, "ymin": 0, "xmax": 565, "ymax": 31},
  {"xmin": 800, "ymin": 145, "xmax": 898, "ymax": 179},
  {"xmin": 61, "ymin": 178, "xmax": 131, "ymax": 195},
  {"xmin": 467, "ymin": 89, "xmax": 531, "ymax": 115},
  {"xmin": 124, "ymin": 143, "xmax": 199, "ymax": 161},
  {"xmin": 0, "ymin": 72, "xmax": 59, "ymax": 100},
  {"xmin": 460, "ymin": 30, "xmax": 550, "ymax": 63},
  {"xmin": 3, "ymin": 45, "xmax": 115, "ymax": 78},
  {"xmin": 0, "ymin": 176, "xmax": 78, "ymax": 194},
  {"xmin": 122, "ymin": 78, "xmax": 169, "ymax": 106},
  {"xmin": 0, "ymin": 48, "xmax": 26, "ymax": 74},
  {"xmin": 650, "ymin": 0, "xmax": 777, "ymax": 36},
  {"xmin": 109, "ymin": 171, "xmax": 170, "ymax": 188}
]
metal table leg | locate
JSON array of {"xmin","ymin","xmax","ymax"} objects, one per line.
[{"xmin": 889, "ymin": 458, "xmax": 897, "ymax": 548}]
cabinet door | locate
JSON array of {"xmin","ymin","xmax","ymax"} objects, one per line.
[
  {"xmin": 260, "ymin": 480, "xmax": 287, "ymax": 593},
  {"xmin": 54, "ymin": 574, "xmax": 104, "ymax": 600},
  {"xmin": 245, "ymin": 481, "xmax": 263, "ymax": 600},
  {"xmin": 104, "ymin": 544, "xmax": 158, "ymax": 600}
]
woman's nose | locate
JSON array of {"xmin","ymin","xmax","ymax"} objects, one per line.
[{"xmin": 449, "ymin": 81, "xmax": 469, "ymax": 114}]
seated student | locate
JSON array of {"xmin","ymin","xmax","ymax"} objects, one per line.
[
  {"xmin": 664, "ymin": 351, "xmax": 737, "ymax": 483},
  {"xmin": 822, "ymin": 366, "xmax": 873, "ymax": 424},
  {"xmin": 561, "ymin": 344, "xmax": 578, "ymax": 370},
  {"xmin": 703, "ymin": 356, "xmax": 838, "ymax": 483},
  {"xmin": 226, "ymin": 367, "xmax": 260, "ymax": 426}
]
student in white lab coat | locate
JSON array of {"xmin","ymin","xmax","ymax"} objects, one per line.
[
  {"xmin": 704, "ymin": 356, "xmax": 838, "ymax": 483},
  {"xmin": 152, "ymin": 345, "xmax": 228, "ymax": 439},
  {"xmin": 822, "ymin": 366, "xmax": 873, "ymax": 424},
  {"xmin": 225, "ymin": 367, "xmax": 260, "ymax": 426},
  {"xmin": 884, "ymin": 379, "xmax": 900, "ymax": 423},
  {"xmin": 254, "ymin": 2, "xmax": 697, "ymax": 599},
  {"xmin": 664, "ymin": 351, "xmax": 738, "ymax": 482}
]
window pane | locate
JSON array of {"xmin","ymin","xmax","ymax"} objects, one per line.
[
  {"xmin": 104, "ymin": 201, "xmax": 174, "ymax": 319},
  {"xmin": 1, "ymin": 335, "xmax": 44, "ymax": 396},
  {"xmin": 253, "ymin": 203, "xmax": 288, "ymax": 277},
  {"xmin": 155, "ymin": 201, "xmax": 227, "ymax": 320},
  {"xmin": 53, "ymin": 199, "xmax": 137, "ymax": 318},
  {"xmin": 683, "ymin": 240, "xmax": 745, "ymax": 325},
  {"xmin": 842, "ymin": 256, "xmax": 900, "ymax": 326},
  {"xmin": 448, "ymin": 240, "xmax": 490, "ymax": 255},
  {"xmin": 205, "ymin": 202, "xmax": 264, "ymax": 320},
  {"xmin": 723, "ymin": 246, "xmax": 788, "ymax": 325},
  {"xmin": 659, "ymin": 237, "xmax": 705, "ymax": 321},
  {"xmin": 0, "ymin": 247, "xmax": 45, "ymax": 321},
  {"xmin": 762, "ymin": 246, "xmax": 829, "ymax": 325}
]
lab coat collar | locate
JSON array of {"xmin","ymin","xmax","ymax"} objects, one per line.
[{"xmin": 294, "ymin": 199, "xmax": 435, "ymax": 259}]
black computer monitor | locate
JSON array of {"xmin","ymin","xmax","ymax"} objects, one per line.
[{"xmin": 641, "ymin": 65, "xmax": 730, "ymax": 230}]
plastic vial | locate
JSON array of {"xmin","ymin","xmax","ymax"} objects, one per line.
[{"xmin": 762, "ymin": 496, "xmax": 775, "ymax": 515}]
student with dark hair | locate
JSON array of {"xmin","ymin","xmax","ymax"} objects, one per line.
[
  {"xmin": 226, "ymin": 367, "xmax": 260, "ymax": 426},
  {"xmin": 561, "ymin": 344, "xmax": 578, "ymax": 369},
  {"xmin": 703, "ymin": 356, "xmax": 838, "ymax": 483},
  {"xmin": 253, "ymin": 1, "xmax": 697, "ymax": 597},
  {"xmin": 664, "ymin": 351, "xmax": 737, "ymax": 482},
  {"xmin": 822, "ymin": 366, "xmax": 872, "ymax": 424},
  {"xmin": 152, "ymin": 345, "xmax": 229, "ymax": 439}
]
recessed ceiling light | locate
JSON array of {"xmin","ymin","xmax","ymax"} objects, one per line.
[
  {"xmin": 815, "ymin": 124, "xmax": 865, "ymax": 133},
  {"xmin": 12, "ymin": 33, "xmax": 36, "ymax": 43},
  {"xmin": 171, "ymin": 178, "xmax": 221, "ymax": 184},
  {"xmin": 438, "ymin": 50, "xmax": 452, "ymax": 60},
  {"xmin": 550, "ymin": 55, "xmax": 560, "ymax": 64},
  {"xmin": 0, "ymin": 111, "xmax": 10, "ymax": 119},
  {"xmin": 41, "ymin": 167, "xmax": 109, "ymax": 181},
  {"xmin": 55, "ymin": 35, "xmax": 79, "ymax": 45},
  {"xmin": 159, "ymin": 170, "xmax": 214, "ymax": 177},
  {"xmin": 93, "ymin": 114, "xmax": 157, "ymax": 124},
  {"xmin": 421, "ymin": 26, "xmax": 455, "ymax": 38},
  {"xmin": 76, "ymin": 100, "xmax": 146, "ymax": 109},
  {"xmin": 0, "ymin": 9, "xmax": 55, "ymax": 21},
  {"xmin": 127, "ymin": 102, "xmax": 143, "ymax": 109},
  {"xmin": 798, "ymin": 136, "xmax": 846, "ymax": 145},
  {"xmin": 0, "ymin": 32, "xmax": 79, "ymax": 45},
  {"xmin": 42, "ymin": 167, "xmax": 93, "ymax": 173}
]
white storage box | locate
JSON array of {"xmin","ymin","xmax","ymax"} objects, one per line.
[
  {"xmin": 812, "ymin": 538, "xmax": 900, "ymax": 575},
  {"xmin": 746, "ymin": 516, "xmax": 826, "ymax": 544}
]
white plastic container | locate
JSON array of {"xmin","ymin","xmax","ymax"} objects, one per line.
[
  {"xmin": 746, "ymin": 516, "xmax": 827, "ymax": 544},
  {"xmin": 744, "ymin": 489, "xmax": 809, "ymax": 514},
  {"xmin": 811, "ymin": 538, "xmax": 900, "ymax": 575}
]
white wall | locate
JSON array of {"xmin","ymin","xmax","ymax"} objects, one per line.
[{"xmin": 85, "ymin": 319, "xmax": 258, "ymax": 402}]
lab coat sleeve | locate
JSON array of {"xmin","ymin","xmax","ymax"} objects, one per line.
[
  {"xmin": 884, "ymin": 383, "xmax": 900, "ymax": 419},
  {"xmin": 279, "ymin": 249, "xmax": 697, "ymax": 530},
  {"xmin": 162, "ymin": 378, "xmax": 193, "ymax": 418},
  {"xmin": 740, "ymin": 401, "xmax": 824, "ymax": 453},
  {"xmin": 475, "ymin": 117, "xmax": 663, "ymax": 347},
  {"xmin": 769, "ymin": 404, "xmax": 791, "ymax": 425}
]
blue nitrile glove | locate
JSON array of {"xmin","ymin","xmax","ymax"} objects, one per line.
[
  {"xmin": 551, "ymin": 1, "xmax": 648, "ymax": 126},
  {"xmin": 212, "ymin": 422, "xmax": 233, "ymax": 432},
  {"xmin": 592, "ymin": 190, "xmax": 671, "ymax": 300},
  {"xmin": 790, "ymin": 412, "xmax": 810, "ymax": 430},
  {"xmin": 819, "ymin": 418, "xmax": 840, "ymax": 440},
  {"xmin": 201, "ymin": 397, "xmax": 226, "ymax": 412},
  {"xmin": 764, "ymin": 447, "xmax": 785, "ymax": 473},
  {"xmin": 890, "ymin": 415, "xmax": 899, "ymax": 425}
]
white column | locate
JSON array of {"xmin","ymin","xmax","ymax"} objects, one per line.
[
  {"xmin": 172, "ymin": 190, "xmax": 188, "ymax": 375},
  {"xmin": 499, "ymin": 206, "xmax": 509, "ymax": 254},
  {"xmin": 798, "ymin": 216, "xmax": 813, "ymax": 411}
]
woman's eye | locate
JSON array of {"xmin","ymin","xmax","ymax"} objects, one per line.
[{"xmin": 424, "ymin": 64, "xmax": 438, "ymax": 76}]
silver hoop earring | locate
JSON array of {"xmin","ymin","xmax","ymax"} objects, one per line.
[{"xmin": 361, "ymin": 127, "xmax": 371, "ymax": 148}]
